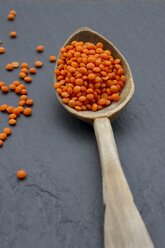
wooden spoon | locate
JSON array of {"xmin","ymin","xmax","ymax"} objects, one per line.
[{"xmin": 54, "ymin": 27, "xmax": 154, "ymax": 248}]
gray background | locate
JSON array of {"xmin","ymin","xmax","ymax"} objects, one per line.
[{"xmin": 0, "ymin": 2, "xmax": 165, "ymax": 248}]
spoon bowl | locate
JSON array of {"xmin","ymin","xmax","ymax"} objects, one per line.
[
  {"xmin": 54, "ymin": 27, "xmax": 134, "ymax": 123},
  {"xmin": 54, "ymin": 28, "xmax": 154, "ymax": 248}
]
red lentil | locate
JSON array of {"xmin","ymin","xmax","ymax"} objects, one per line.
[
  {"xmin": 35, "ymin": 61, "xmax": 43, "ymax": 68},
  {"xmin": 54, "ymin": 41, "xmax": 126, "ymax": 111},
  {"xmin": 8, "ymin": 13, "xmax": 15, "ymax": 20},
  {"xmin": 19, "ymin": 84, "xmax": 26, "ymax": 89},
  {"xmin": 12, "ymin": 108, "xmax": 21, "ymax": 116},
  {"xmin": 1, "ymin": 86, "xmax": 9, "ymax": 93},
  {"xmin": 19, "ymin": 72, "xmax": 26, "ymax": 79},
  {"xmin": 0, "ymin": 47, "xmax": 5, "ymax": 54},
  {"xmin": 36, "ymin": 45, "xmax": 44, "ymax": 52},
  {"xmin": 9, "ymin": 119, "xmax": 16, "ymax": 125},
  {"xmin": 17, "ymin": 170, "xmax": 26, "ymax": 179},
  {"xmin": 12, "ymin": 61, "xmax": 19, "ymax": 68},
  {"xmin": 21, "ymin": 68, "xmax": 28, "ymax": 74},
  {"xmin": 7, "ymin": 106, "xmax": 14, "ymax": 114},
  {"xmin": 49, "ymin": 56, "xmax": 56, "ymax": 62},
  {"xmin": 23, "ymin": 108, "xmax": 32, "ymax": 116},
  {"xmin": 0, "ymin": 133, "xmax": 7, "ymax": 140},
  {"xmin": 18, "ymin": 100, "xmax": 25, "ymax": 106},
  {"xmin": 29, "ymin": 68, "xmax": 36, "ymax": 74},
  {"xmin": 26, "ymin": 99, "xmax": 33, "ymax": 106},
  {"xmin": 10, "ymin": 10, "xmax": 16, "ymax": 16},
  {"xmin": 0, "ymin": 81, "xmax": 5, "ymax": 88},
  {"xmin": 10, "ymin": 31, "xmax": 17, "ymax": 38},
  {"xmin": 6, "ymin": 64, "xmax": 14, "ymax": 71},
  {"xmin": 0, "ymin": 104, "xmax": 8, "ymax": 111},
  {"xmin": 21, "ymin": 63, "xmax": 29, "ymax": 69},
  {"xmin": 4, "ymin": 128, "xmax": 12, "ymax": 135},
  {"xmin": 21, "ymin": 89, "xmax": 28, "ymax": 95},
  {"xmin": 17, "ymin": 106, "xmax": 24, "ymax": 112},
  {"xmin": 20, "ymin": 95, "xmax": 28, "ymax": 101},
  {"xmin": 9, "ymin": 114, "xmax": 17, "ymax": 119},
  {"xmin": 24, "ymin": 76, "xmax": 32, "ymax": 83},
  {"xmin": 13, "ymin": 81, "xmax": 21, "ymax": 86},
  {"xmin": 15, "ymin": 86, "xmax": 22, "ymax": 94}
]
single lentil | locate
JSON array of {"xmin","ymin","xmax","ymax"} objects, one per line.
[
  {"xmin": 0, "ymin": 133, "xmax": 7, "ymax": 140},
  {"xmin": 0, "ymin": 47, "xmax": 5, "ymax": 54},
  {"xmin": 3, "ymin": 128, "xmax": 12, "ymax": 135},
  {"xmin": 9, "ymin": 119, "xmax": 16, "ymax": 125},
  {"xmin": 26, "ymin": 99, "xmax": 33, "ymax": 106},
  {"xmin": 17, "ymin": 170, "xmax": 26, "ymax": 179},
  {"xmin": 23, "ymin": 108, "xmax": 32, "ymax": 116},
  {"xmin": 35, "ymin": 61, "xmax": 43, "ymax": 68},
  {"xmin": 10, "ymin": 31, "xmax": 17, "ymax": 38},
  {"xmin": 6, "ymin": 64, "xmax": 14, "ymax": 71},
  {"xmin": 49, "ymin": 56, "xmax": 56, "ymax": 62},
  {"xmin": 36, "ymin": 45, "xmax": 44, "ymax": 52},
  {"xmin": 1, "ymin": 86, "xmax": 9, "ymax": 93},
  {"xmin": 29, "ymin": 68, "xmax": 36, "ymax": 74}
]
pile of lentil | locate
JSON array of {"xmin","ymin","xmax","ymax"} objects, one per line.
[{"xmin": 54, "ymin": 41, "xmax": 126, "ymax": 112}]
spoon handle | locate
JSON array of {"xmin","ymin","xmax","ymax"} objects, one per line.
[{"xmin": 94, "ymin": 117, "xmax": 154, "ymax": 248}]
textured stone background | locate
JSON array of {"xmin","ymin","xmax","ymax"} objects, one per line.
[{"xmin": 0, "ymin": 2, "xmax": 165, "ymax": 248}]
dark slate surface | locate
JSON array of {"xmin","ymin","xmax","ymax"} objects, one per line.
[{"xmin": 0, "ymin": 2, "xmax": 165, "ymax": 248}]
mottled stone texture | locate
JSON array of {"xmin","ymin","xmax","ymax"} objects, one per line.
[{"xmin": 0, "ymin": 2, "xmax": 165, "ymax": 248}]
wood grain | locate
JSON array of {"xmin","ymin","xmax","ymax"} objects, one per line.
[{"xmin": 94, "ymin": 117, "xmax": 154, "ymax": 248}]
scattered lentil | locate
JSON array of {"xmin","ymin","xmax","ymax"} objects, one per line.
[
  {"xmin": 13, "ymin": 81, "xmax": 20, "ymax": 86},
  {"xmin": 23, "ymin": 108, "xmax": 32, "ymax": 116},
  {"xmin": 29, "ymin": 68, "xmax": 36, "ymax": 74},
  {"xmin": 10, "ymin": 10, "xmax": 16, "ymax": 16},
  {"xmin": 15, "ymin": 86, "xmax": 22, "ymax": 94},
  {"xmin": 7, "ymin": 106, "xmax": 14, "ymax": 113},
  {"xmin": 21, "ymin": 63, "xmax": 29, "ymax": 68},
  {"xmin": 20, "ymin": 95, "xmax": 28, "ymax": 101},
  {"xmin": 13, "ymin": 108, "xmax": 20, "ymax": 116},
  {"xmin": 0, "ymin": 133, "xmax": 7, "ymax": 140},
  {"xmin": 36, "ymin": 45, "xmax": 44, "ymax": 52},
  {"xmin": 18, "ymin": 100, "xmax": 25, "ymax": 106},
  {"xmin": 26, "ymin": 99, "xmax": 33, "ymax": 106},
  {"xmin": 12, "ymin": 61, "xmax": 19, "ymax": 68},
  {"xmin": 3, "ymin": 128, "xmax": 12, "ymax": 135},
  {"xmin": 8, "ymin": 13, "xmax": 15, "ymax": 20},
  {"xmin": 0, "ymin": 47, "xmax": 5, "ymax": 54},
  {"xmin": 17, "ymin": 170, "xmax": 26, "ymax": 179},
  {"xmin": 9, "ymin": 119, "xmax": 16, "ymax": 125},
  {"xmin": 9, "ymin": 114, "xmax": 17, "ymax": 119},
  {"xmin": 0, "ymin": 82, "xmax": 5, "ymax": 88},
  {"xmin": 21, "ymin": 89, "xmax": 28, "ymax": 95},
  {"xmin": 21, "ymin": 68, "xmax": 28, "ymax": 74},
  {"xmin": 49, "ymin": 56, "xmax": 56, "ymax": 62},
  {"xmin": 24, "ymin": 76, "xmax": 32, "ymax": 83},
  {"xmin": 10, "ymin": 31, "xmax": 17, "ymax": 38},
  {"xmin": 35, "ymin": 60, "xmax": 43, "ymax": 68},
  {"xmin": 6, "ymin": 64, "xmax": 14, "ymax": 71},
  {"xmin": 17, "ymin": 106, "xmax": 24, "ymax": 112},
  {"xmin": 19, "ymin": 72, "xmax": 26, "ymax": 79},
  {"xmin": 0, "ymin": 104, "xmax": 8, "ymax": 111}
]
